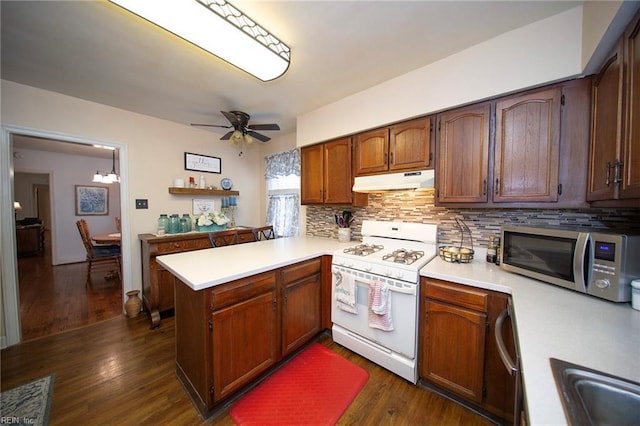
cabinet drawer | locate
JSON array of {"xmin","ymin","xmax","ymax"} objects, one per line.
[
  {"xmin": 281, "ymin": 258, "xmax": 322, "ymax": 284},
  {"xmin": 156, "ymin": 238, "xmax": 209, "ymax": 254},
  {"xmin": 210, "ymin": 271, "xmax": 277, "ymax": 310},
  {"xmin": 425, "ymin": 279, "xmax": 488, "ymax": 313}
]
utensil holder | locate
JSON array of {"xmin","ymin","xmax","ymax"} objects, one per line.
[{"xmin": 338, "ymin": 227, "xmax": 351, "ymax": 242}]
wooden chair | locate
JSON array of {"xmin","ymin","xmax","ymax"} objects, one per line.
[
  {"xmin": 253, "ymin": 225, "xmax": 276, "ymax": 241},
  {"xmin": 114, "ymin": 216, "xmax": 121, "ymax": 232},
  {"xmin": 209, "ymin": 230, "xmax": 240, "ymax": 247},
  {"xmin": 76, "ymin": 219, "xmax": 121, "ymax": 286}
]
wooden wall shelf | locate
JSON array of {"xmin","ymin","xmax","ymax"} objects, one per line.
[{"xmin": 168, "ymin": 187, "xmax": 239, "ymax": 196}]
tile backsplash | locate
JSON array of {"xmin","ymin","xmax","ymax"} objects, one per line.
[{"xmin": 305, "ymin": 190, "xmax": 640, "ymax": 248}]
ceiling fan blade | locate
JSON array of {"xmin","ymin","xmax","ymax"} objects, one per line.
[
  {"xmin": 220, "ymin": 131, "xmax": 234, "ymax": 140},
  {"xmin": 247, "ymin": 131, "xmax": 271, "ymax": 142},
  {"xmin": 248, "ymin": 123, "xmax": 280, "ymax": 131},
  {"xmin": 221, "ymin": 111, "xmax": 242, "ymax": 127},
  {"xmin": 190, "ymin": 123, "xmax": 231, "ymax": 128}
]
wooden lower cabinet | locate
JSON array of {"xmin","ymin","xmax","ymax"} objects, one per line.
[
  {"xmin": 281, "ymin": 258, "xmax": 322, "ymax": 356},
  {"xmin": 419, "ymin": 277, "xmax": 516, "ymax": 423},
  {"xmin": 139, "ymin": 228, "xmax": 256, "ymax": 328},
  {"xmin": 174, "ymin": 257, "xmax": 326, "ymax": 416},
  {"xmin": 211, "ymin": 273, "xmax": 278, "ymax": 402}
]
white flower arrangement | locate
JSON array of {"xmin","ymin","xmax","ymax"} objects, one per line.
[{"xmin": 197, "ymin": 211, "xmax": 230, "ymax": 227}]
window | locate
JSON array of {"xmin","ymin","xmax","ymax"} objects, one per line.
[{"xmin": 265, "ymin": 149, "xmax": 300, "ymax": 237}]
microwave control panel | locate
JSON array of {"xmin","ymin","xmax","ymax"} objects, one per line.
[{"xmin": 587, "ymin": 234, "xmax": 640, "ymax": 302}]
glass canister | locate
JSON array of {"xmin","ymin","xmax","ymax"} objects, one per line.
[
  {"xmin": 157, "ymin": 214, "xmax": 169, "ymax": 235},
  {"xmin": 180, "ymin": 215, "xmax": 191, "ymax": 233},
  {"xmin": 168, "ymin": 214, "xmax": 180, "ymax": 234},
  {"xmin": 181, "ymin": 214, "xmax": 192, "ymax": 233}
]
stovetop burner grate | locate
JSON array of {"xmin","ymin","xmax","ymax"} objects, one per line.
[
  {"xmin": 343, "ymin": 243, "xmax": 384, "ymax": 257},
  {"xmin": 382, "ymin": 249, "xmax": 425, "ymax": 265}
]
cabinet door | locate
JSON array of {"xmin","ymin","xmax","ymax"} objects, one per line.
[
  {"xmin": 389, "ymin": 117, "xmax": 432, "ymax": 171},
  {"xmin": 421, "ymin": 300, "xmax": 486, "ymax": 403},
  {"xmin": 211, "ymin": 290, "xmax": 277, "ymax": 402},
  {"xmin": 282, "ymin": 273, "xmax": 322, "ymax": 356},
  {"xmin": 437, "ymin": 103, "xmax": 491, "ymax": 203},
  {"xmin": 354, "ymin": 128, "xmax": 389, "ymax": 176},
  {"xmin": 301, "ymin": 144, "xmax": 324, "ymax": 204},
  {"xmin": 588, "ymin": 41, "xmax": 624, "ymax": 201},
  {"xmin": 494, "ymin": 88, "xmax": 561, "ymax": 202},
  {"xmin": 622, "ymin": 13, "xmax": 640, "ymax": 199},
  {"xmin": 324, "ymin": 137, "xmax": 353, "ymax": 204}
]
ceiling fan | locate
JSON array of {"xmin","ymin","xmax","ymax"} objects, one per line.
[{"xmin": 191, "ymin": 111, "xmax": 280, "ymax": 142}]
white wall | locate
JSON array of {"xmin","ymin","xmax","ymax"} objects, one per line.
[
  {"xmin": 297, "ymin": 6, "xmax": 585, "ymax": 146},
  {"xmin": 14, "ymin": 149, "xmax": 122, "ymax": 264},
  {"xmin": 1, "ymin": 79, "xmax": 268, "ymax": 292}
]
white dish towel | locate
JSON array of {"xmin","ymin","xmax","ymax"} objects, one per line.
[
  {"xmin": 335, "ymin": 270, "xmax": 357, "ymax": 314},
  {"xmin": 368, "ymin": 280, "xmax": 394, "ymax": 331}
]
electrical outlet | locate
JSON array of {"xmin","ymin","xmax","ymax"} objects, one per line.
[{"xmin": 135, "ymin": 199, "xmax": 148, "ymax": 209}]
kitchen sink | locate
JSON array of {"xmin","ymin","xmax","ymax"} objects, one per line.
[{"xmin": 550, "ymin": 358, "xmax": 640, "ymax": 425}]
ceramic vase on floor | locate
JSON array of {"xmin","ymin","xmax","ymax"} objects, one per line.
[{"xmin": 124, "ymin": 290, "xmax": 142, "ymax": 318}]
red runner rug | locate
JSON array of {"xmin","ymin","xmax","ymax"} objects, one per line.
[{"xmin": 230, "ymin": 343, "xmax": 369, "ymax": 425}]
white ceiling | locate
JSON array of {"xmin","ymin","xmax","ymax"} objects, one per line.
[{"xmin": 3, "ymin": 0, "xmax": 582, "ymax": 154}]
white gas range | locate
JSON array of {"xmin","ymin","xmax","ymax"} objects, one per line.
[{"xmin": 331, "ymin": 220, "xmax": 438, "ymax": 383}]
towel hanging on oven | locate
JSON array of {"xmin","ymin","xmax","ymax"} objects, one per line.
[
  {"xmin": 368, "ymin": 280, "xmax": 393, "ymax": 331},
  {"xmin": 335, "ymin": 270, "xmax": 357, "ymax": 314}
]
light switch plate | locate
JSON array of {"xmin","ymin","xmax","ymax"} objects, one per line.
[{"xmin": 135, "ymin": 199, "xmax": 148, "ymax": 209}]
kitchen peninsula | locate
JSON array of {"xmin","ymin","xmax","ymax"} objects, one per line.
[{"xmin": 156, "ymin": 236, "xmax": 353, "ymax": 416}]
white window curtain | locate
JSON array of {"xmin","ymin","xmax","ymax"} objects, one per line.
[{"xmin": 265, "ymin": 149, "xmax": 300, "ymax": 237}]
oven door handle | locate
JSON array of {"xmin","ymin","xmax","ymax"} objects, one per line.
[{"xmin": 356, "ymin": 281, "xmax": 416, "ymax": 296}]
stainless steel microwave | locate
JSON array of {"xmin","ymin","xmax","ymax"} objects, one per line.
[{"xmin": 500, "ymin": 225, "xmax": 640, "ymax": 302}]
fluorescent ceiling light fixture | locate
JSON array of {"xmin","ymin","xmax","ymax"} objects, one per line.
[{"xmin": 109, "ymin": 0, "xmax": 290, "ymax": 81}]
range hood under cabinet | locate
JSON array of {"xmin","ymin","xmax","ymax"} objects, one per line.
[{"xmin": 352, "ymin": 170, "xmax": 435, "ymax": 193}]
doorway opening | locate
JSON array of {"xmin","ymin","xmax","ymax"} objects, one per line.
[{"xmin": 2, "ymin": 125, "xmax": 130, "ymax": 347}]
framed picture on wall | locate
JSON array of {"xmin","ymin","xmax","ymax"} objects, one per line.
[
  {"xmin": 184, "ymin": 152, "xmax": 221, "ymax": 174},
  {"xmin": 75, "ymin": 185, "xmax": 109, "ymax": 216}
]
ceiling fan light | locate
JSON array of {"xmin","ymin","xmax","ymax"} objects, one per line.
[
  {"xmin": 244, "ymin": 134, "xmax": 254, "ymax": 145},
  {"xmin": 109, "ymin": 0, "xmax": 290, "ymax": 81}
]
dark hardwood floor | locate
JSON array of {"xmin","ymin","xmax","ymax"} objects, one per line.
[
  {"xmin": 17, "ymin": 230, "xmax": 123, "ymax": 341},
  {"xmin": 1, "ymin": 314, "xmax": 495, "ymax": 425},
  {"xmin": 6, "ymin": 233, "xmax": 495, "ymax": 425}
]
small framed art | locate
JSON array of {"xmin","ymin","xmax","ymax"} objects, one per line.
[
  {"xmin": 75, "ymin": 185, "xmax": 109, "ymax": 216},
  {"xmin": 184, "ymin": 152, "xmax": 221, "ymax": 174}
]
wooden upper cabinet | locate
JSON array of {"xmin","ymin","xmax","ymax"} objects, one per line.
[
  {"xmin": 301, "ymin": 137, "xmax": 363, "ymax": 205},
  {"xmin": 324, "ymin": 137, "xmax": 354, "ymax": 204},
  {"xmin": 622, "ymin": 12, "xmax": 640, "ymax": 199},
  {"xmin": 494, "ymin": 88, "xmax": 561, "ymax": 203},
  {"xmin": 588, "ymin": 41, "xmax": 624, "ymax": 202},
  {"xmin": 389, "ymin": 117, "xmax": 432, "ymax": 172},
  {"xmin": 437, "ymin": 103, "xmax": 491, "ymax": 203},
  {"xmin": 354, "ymin": 117, "xmax": 432, "ymax": 176},
  {"xmin": 300, "ymin": 144, "xmax": 324, "ymax": 204},
  {"xmin": 354, "ymin": 128, "xmax": 389, "ymax": 175}
]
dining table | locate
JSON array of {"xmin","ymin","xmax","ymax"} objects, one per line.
[{"xmin": 92, "ymin": 232, "xmax": 121, "ymax": 245}]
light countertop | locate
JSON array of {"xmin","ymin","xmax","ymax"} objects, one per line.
[
  {"xmin": 156, "ymin": 236, "xmax": 354, "ymax": 291},
  {"xmin": 157, "ymin": 236, "xmax": 640, "ymax": 424},
  {"xmin": 421, "ymin": 251, "xmax": 640, "ymax": 425}
]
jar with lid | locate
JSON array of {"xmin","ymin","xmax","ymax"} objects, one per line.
[
  {"xmin": 180, "ymin": 214, "xmax": 191, "ymax": 233},
  {"xmin": 168, "ymin": 214, "xmax": 181, "ymax": 234},
  {"xmin": 486, "ymin": 235, "xmax": 497, "ymax": 263},
  {"xmin": 157, "ymin": 214, "xmax": 169, "ymax": 235}
]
